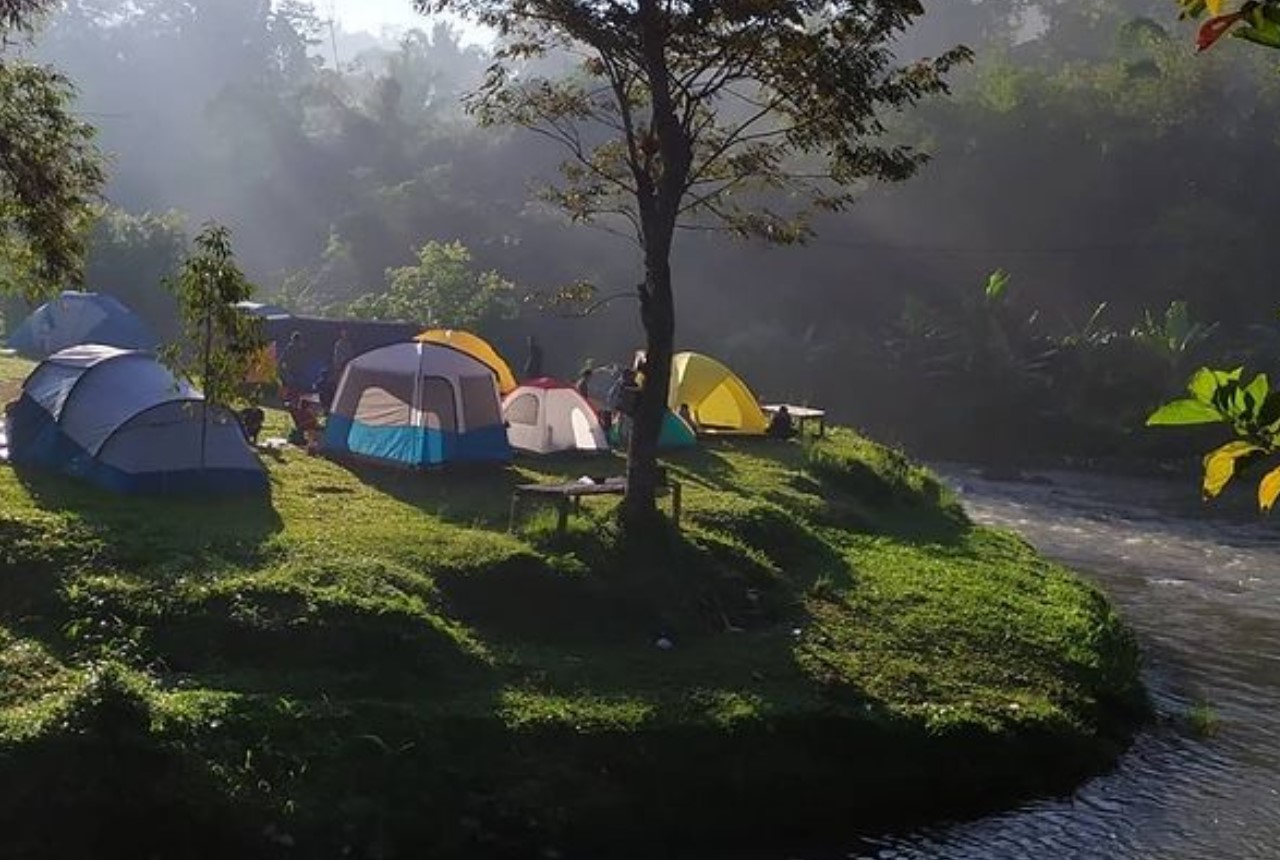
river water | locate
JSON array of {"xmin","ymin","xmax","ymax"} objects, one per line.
[{"xmin": 851, "ymin": 468, "xmax": 1280, "ymax": 860}]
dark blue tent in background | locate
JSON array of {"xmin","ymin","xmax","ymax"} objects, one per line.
[{"xmin": 6, "ymin": 291, "xmax": 157, "ymax": 359}]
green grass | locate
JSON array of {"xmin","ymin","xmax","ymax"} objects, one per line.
[
  {"xmin": 0, "ymin": 352, "xmax": 33, "ymax": 405},
  {"xmin": 0, "ymin": 367, "xmax": 1146, "ymax": 859}
]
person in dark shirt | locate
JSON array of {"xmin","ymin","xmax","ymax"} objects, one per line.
[
  {"xmin": 238, "ymin": 406, "xmax": 265, "ymax": 445},
  {"xmin": 332, "ymin": 329, "xmax": 353, "ymax": 379},
  {"xmin": 523, "ymin": 335, "xmax": 544, "ymax": 379},
  {"xmin": 767, "ymin": 404, "xmax": 797, "ymax": 439},
  {"xmin": 279, "ymin": 331, "xmax": 306, "ymax": 398},
  {"xmin": 576, "ymin": 366, "xmax": 593, "ymax": 401}
]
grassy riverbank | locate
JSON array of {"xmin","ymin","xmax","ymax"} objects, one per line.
[{"xmin": 0, "ymin": 358, "xmax": 1144, "ymax": 858}]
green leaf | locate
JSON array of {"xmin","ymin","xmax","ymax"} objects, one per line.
[
  {"xmin": 984, "ymin": 269, "xmax": 1010, "ymax": 303},
  {"xmin": 1236, "ymin": 24, "xmax": 1280, "ymax": 48},
  {"xmin": 1244, "ymin": 373, "xmax": 1270, "ymax": 415},
  {"xmin": 1146, "ymin": 399, "xmax": 1224, "ymax": 426},
  {"xmin": 1260, "ymin": 466, "xmax": 1280, "ymax": 512},
  {"xmin": 1187, "ymin": 367, "xmax": 1219, "ymax": 403},
  {"xmin": 1203, "ymin": 441, "xmax": 1264, "ymax": 500}
]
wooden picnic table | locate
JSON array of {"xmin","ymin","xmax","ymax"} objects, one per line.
[
  {"xmin": 763, "ymin": 404, "xmax": 827, "ymax": 437},
  {"xmin": 509, "ymin": 475, "xmax": 682, "ymax": 535}
]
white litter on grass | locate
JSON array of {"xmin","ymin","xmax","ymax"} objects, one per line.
[
  {"xmin": 655, "ymin": 636, "xmax": 674, "ymax": 650},
  {"xmin": 0, "ymin": 418, "xmax": 8, "ymax": 463}
]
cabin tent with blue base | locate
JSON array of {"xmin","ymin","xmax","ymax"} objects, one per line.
[
  {"xmin": 6, "ymin": 345, "xmax": 267, "ymax": 495},
  {"xmin": 6, "ymin": 291, "xmax": 157, "ymax": 359},
  {"xmin": 323, "ymin": 341, "xmax": 511, "ymax": 468}
]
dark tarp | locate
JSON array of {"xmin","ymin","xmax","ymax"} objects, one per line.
[{"xmin": 237, "ymin": 305, "xmax": 420, "ymax": 392}]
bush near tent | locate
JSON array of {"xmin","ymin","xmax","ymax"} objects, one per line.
[
  {"xmin": 323, "ymin": 341, "xmax": 511, "ymax": 468},
  {"xmin": 503, "ymin": 378, "xmax": 608, "ymax": 454},
  {"xmin": 6, "ymin": 291, "xmax": 157, "ymax": 359},
  {"xmin": 237, "ymin": 304, "xmax": 420, "ymax": 393},
  {"xmin": 417, "ymin": 328, "xmax": 518, "ymax": 395},
  {"xmin": 6, "ymin": 345, "xmax": 266, "ymax": 494},
  {"xmin": 668, "ymin": 351, "xmax": 770, "ymax": 436}
]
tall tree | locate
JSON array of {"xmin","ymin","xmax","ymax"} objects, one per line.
[
  {"xmin": 418, "ymin": 0, "xmax": 967, "ymax": 520},
  {"xmin": 0, "ymin": 0, "xmax": 103, "ymax": 297},
  {"xmin": 348, "ymin": 239, "xmax": 517, "ymax": 331}
]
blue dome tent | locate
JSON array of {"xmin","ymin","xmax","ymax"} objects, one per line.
[
  {"xmin": 7, "ymin": 345, "xmax": 267, "ymax": 495},
  {"xmin": 6, "ymin": 291, "xmax": 157, "ymax": 359}
]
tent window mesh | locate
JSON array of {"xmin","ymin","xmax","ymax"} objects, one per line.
[
  {"xmin": 506, "ymin": 393, "xmax": 539, "ymax": 426},
  {"xmin": 354, "ymin": 387, "xmax": 412, "ymax": 427},
  {"xmin": 337, "ymin": 366, "xmax": 413, "ymax": 416},
  {"xmin": 459, "ymin": 376, "xmax": 501, "ymax": 429},
  {"xmin": 421, "ymin": 377, "xmax": 457, "ymax": 432}
]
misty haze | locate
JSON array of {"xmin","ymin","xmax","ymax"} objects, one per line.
[{"xmin": 0, "ymin": 1, "xmax": 1277, "ymax": 858}]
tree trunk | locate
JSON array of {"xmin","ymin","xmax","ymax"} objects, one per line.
[
  {"xmin": 623, "ymin": 234, "xmax": 676, "ymax": 525},
  {"xmin": 622, "ymin": 0, "xmax": 688, "ymax": 526},
  {"xmin": 200, "ymin": 309, "xmax": 212, "ymax": 472}
]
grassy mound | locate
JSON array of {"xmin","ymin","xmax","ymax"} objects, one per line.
[{"xmin": 0, "ymin": 373, "xmax": 1145, "ymax": 858}]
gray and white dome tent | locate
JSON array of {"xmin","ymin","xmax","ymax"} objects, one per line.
[{"xmin": 6, "ymin": 345, "xmax": 267, "ymax": 495}]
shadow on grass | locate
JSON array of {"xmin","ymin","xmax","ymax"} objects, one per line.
[
  {"xmin": 660, "ymin": 444, "xmax": 742, "ymax": 491},
  {"xmin": 1, "ymin": 469, "xmax": 282, "ymax": 654},
  {"xmin": 12, "ymin": 467, "xmax": 284, "ymax": 568},
  {"xmin": 340, "ymin": 459, "xmax": 535, "ymax": 531}
]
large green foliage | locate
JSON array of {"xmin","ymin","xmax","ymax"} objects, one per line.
[
  {"xmin": 347, "ymin": 239, "xmax": 516, "ymax": 331},
  {"xmin": 0, "ymin": 0, "xmax": 103, "ymax": 297},
  {"xmin": 1147, "ymin": 366, "xmax": 1280, "ymax": 508}
]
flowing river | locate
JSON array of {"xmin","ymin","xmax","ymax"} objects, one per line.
[{"xmin": 849, "ymin": 468, "xmax": 1280, "ymax": 860}]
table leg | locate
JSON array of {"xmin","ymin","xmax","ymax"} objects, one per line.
[
  {"xmin": 557, "ymin": 497, "xmax": 570, "ymax": 536},
  {"xmin": 508, "ymin": 493, "xmax": 520, "ymax": 532}
]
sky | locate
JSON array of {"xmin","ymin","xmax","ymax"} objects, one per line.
[
  {"xmin": 324, "ymin": 0, "xmax": 423, "ymax": 33},
  {"xmin": 310, "ymin": 0, "xmax": 492, "ymax": 46}
]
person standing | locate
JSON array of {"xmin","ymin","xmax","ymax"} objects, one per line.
[
  {"xmin": 332, "ymin": 329, "xmax": 353, "ymax": 379},
  {"xmin": 279, "ymin": 331, "xmax": 306, "ymax": 399},
  {"xmin": 523, "ymin": 334, "xmax": 544, "ymax": 380}
]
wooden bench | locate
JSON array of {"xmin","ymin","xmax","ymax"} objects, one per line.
[{"xmin": 509, "ymin": 473, "xmax": 682, "ymax": 535}]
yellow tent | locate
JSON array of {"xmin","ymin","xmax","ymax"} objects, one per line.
[
  {"xmin": 667, "ymin": 351, "xmax": 769, "ymax": 436},
  {"xmin": 416, "ymin": 329, "xmax": 518, "ymax": 394}
]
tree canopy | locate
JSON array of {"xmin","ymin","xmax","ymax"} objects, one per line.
[
  {"xmin": 0, "ymin": 0, "xmax": 103, "ymax": 297},
  {"xmin": 347, "ymin": 239, "xmax": 517, "ymax": 331},
  {"xmin": 418, "ymin": 0, "xmax": 967, "ymax": 516}
]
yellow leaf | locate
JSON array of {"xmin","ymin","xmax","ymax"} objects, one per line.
[
  {"xmin": 1259, "ymin": 466, "xmax": 1280, "ymax": 512},
  {"xmin": 1203, "ymin": 441, "xmax": 1263, "ymax": 499},
  {"xmin": 1206, "ymin": 0, "xmax": 1227, "ymax": 14}
]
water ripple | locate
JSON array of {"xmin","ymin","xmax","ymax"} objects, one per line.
[{"xmin": 839, "ymin": 468, "xmax": 1280, "ymax": 860}]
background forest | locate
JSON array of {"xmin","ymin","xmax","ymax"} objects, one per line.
[{"xmin": 3, "ymin": 0, "xmax": 1275, "ymax": 466}]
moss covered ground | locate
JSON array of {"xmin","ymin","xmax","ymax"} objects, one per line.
[{"xmin": 0, "ymin": 356, "xmax": 1145, "ymax": 858}]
